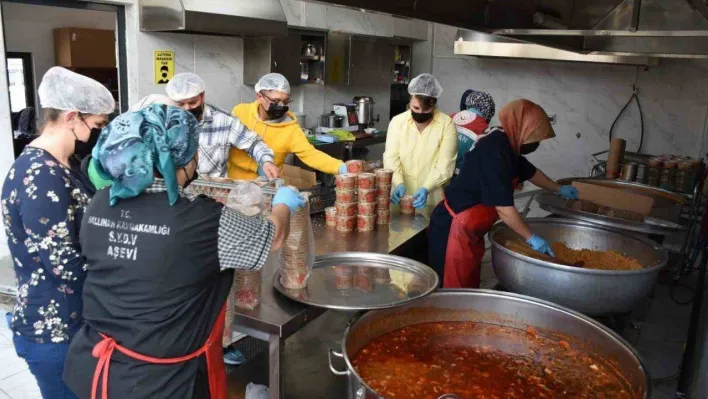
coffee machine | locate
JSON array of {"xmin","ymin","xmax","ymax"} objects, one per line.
[{"xmin": 332, "ymin": 103, "xmax": 358, "ymax": 128}]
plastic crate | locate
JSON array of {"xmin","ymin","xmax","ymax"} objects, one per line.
[{"xmin": 304, "ymin": 184, "xmax": 335, "ymax": 214}]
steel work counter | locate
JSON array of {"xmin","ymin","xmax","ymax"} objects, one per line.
[{"xmin": 231, "ymin": 206, "xmax": 433, "ymax": 399}]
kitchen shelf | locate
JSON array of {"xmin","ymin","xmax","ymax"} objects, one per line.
[{"xmin": 301, "ymin": 55, "xmax": 321, "ymax": 61}]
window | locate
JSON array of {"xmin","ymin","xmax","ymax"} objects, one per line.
[{"xmin": 6, "ymin": 52, "xmax": 35, "ymax": 112}]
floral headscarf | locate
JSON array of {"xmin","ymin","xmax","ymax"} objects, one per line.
[
  {"xmin": 498, "ymin": 99, "xmax": 555, "ymax": 155},
  {"xmin": 92, "ymin": 104, "xmax": 199, "ymax": 206}
]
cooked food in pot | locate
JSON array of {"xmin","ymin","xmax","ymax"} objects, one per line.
[
  {"xmin": 503, "ymin": 239, "xmax": 643, "ymax": 271},
  {"xmin": 352, "ymin": 321, "xmax": 636, "ymax": 399}
]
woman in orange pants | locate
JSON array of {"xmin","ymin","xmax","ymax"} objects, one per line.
[{"xmin": 428, "ymin": 99, "xmax": 579, "ymax": 288}]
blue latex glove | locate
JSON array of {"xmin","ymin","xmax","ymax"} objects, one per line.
[
  {"xmin": 558, "ymin": 185, "xmax": 579, "ymax": 200},
  {"xmin": 257, "ymin": 165, "xmax": 265, "ymax": 177},
  {"xmin": 412, "ymin": 187, "xmax": 429, "ymax": 209},
  {"xmin": 272, "ymin": 187, "xmax": 306, "ymax": 213},
  {"xmin": 526, "ymin": 234, "xmax": 555, "ymax": 257},
  {"xmin": 391, "ymin": 184, "xmax": 406, "ymax": 204},
  {"xmin": 338, "ymin": 163, "xmax": 348, "ymax": 174}
]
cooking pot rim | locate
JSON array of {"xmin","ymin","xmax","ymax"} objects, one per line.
[
  {"xmin": 489, "ymin": 218, "xmax": 668, "ymax": 276},
  {"xmin": 339, "ymin": 289, "xmax": 651, "ymax": 399}
]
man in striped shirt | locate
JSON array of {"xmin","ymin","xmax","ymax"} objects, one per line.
[{"xmin": 166, "ymin": 73, "xmax": 279, "ymax": 179}]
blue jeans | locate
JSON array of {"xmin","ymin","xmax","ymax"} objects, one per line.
[{"xmin": 8, "ymin": 314, "xmax": 78, "ymax": 399}]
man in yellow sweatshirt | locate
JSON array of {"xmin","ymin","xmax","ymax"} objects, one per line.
[{"xmin": 228, "ymin": 73, "xmax": 347, "ymax": 179}]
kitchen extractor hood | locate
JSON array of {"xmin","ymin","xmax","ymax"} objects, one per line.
[
  {"xmin": 310, "ymin": 0, "xmax": 708, "ymax": 59},
  {"xmin": 139, "ymin": 0, "xmax": 288, "ymax": 37},
  {"xmin": 454, "ymin": 31, "xmax": 658, "ymax": 66}
]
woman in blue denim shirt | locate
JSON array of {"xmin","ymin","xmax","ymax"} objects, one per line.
[{"xmin": 1, "ymin": 67, "xmax": 114, "ymax": 398}]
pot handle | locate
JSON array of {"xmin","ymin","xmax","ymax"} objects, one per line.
[{"xmin": 327, "ymin": 348, "xmax": 349, "ymax": 376}]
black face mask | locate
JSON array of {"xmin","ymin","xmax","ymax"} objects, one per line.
[
  {"xmin": 520, "ymin": 142, "xmax": 541, "ymax": 155},
  {"xmin": 73, "ymin": 121, "xmax": 102, "ymax": 158},
  {"xmin": 188, "ymin": 105, "xmax": 204, "ymax": 121},
  {"xmin": 411, "ymin": 111, "xmax": 434, "ymax": 124},
  {"xmin": 264, "ymin": 103, "xmax": 289, "ymax": 120}
]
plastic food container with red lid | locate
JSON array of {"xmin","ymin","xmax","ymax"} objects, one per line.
[
  {"xmin": 374, "ymin": 168, "xmax": 393, "ymax": 184},
  {"xmin": 325, "ymin": 207, "xmax": 337, "ymax": 227},
  {"xmin": 357, "ymin": 173, "xmax": 377, "ymax": 189},
  {"xmin": 400, "ymin": 196, "xmax": 415, "ymax": 214},
  {"xmin": 357, "ymin": 214, "xmax": 377, "ymax": 232},
  {"xmin": 335, "ymin": 173, "xmax": 357, "ymax": 190},
  {"xmin": 376, "ymin": 209, "xmax": 391, "ymax": 224},
  {"xmin": 358, "ymin": 188, "xmax": 378, "ymax": 204},
  {"xmin": 376, "ymin": 196, "xmax": 391, "ymax": 210},
  {"xmin": 346, "ymin": 160, "xmax": 365, "ymax": 174},
  {"xmin": 336, "ymin": 215, "xmax": 356, "ymax": 232},
  {"xmin": 357, "ymin": 202, "xmax": 377, "ymax": 216},
  {"xmin": 336, "ymin": 202, "xmax": 357, "ymax": 217},
  {"xmin": 335, "ymin": 189, "xmax": 356, "ymax": 203}
]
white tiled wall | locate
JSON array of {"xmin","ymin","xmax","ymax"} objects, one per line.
[{"xmin": 418, "ymin": 23, "xmax": 708, "ymax": 179}]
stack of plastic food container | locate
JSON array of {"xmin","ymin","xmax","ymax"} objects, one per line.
[
  {"xmin": 332, "ymin": 173, "xmax": 357, "ymax": 232},
  {"xmin": 374, "ymin": 169, "xmax": 393, "ymax": 224},
  {"xmin": 356, "ymin": 172, "xmax": 377, "ymax": 231}
]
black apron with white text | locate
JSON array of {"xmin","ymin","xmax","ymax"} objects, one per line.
[{"xmin": 64, "ymin": 190, "xmax": 233, "ymax": 399}]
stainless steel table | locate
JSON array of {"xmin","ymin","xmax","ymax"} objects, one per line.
[{"xmin": 231, "ymin": 206, "xmax": 432, "ymax": 399}]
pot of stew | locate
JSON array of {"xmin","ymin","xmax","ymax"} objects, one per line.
[{"xmin": 328, "ymin": 290, "xmax": 649, "ymax": 399}]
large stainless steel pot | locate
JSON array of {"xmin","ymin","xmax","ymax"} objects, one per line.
[
  {"xmin": 328, "ymin": 290, "xmax": 649, "ymax": 399},
  {"xmin": 490, "ymin": 218, "xmax": 668, "ymax": 315}
]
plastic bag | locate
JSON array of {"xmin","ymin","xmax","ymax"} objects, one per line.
[
  {"xmin": 234, "ymin": 270, "xmax": 262, "ymax": 310},
  {"xmin": 222, "ymin": 182, "xmax": 266, "ymax": 345},
  {"xmin": 245, "ymin": 383, "xmax": 269, "ymax": 399},
  {"xmin": 279, "ymin": 191, "xmax": 315, "ymax": 289},
  {"xmin": 225, "ymin": 182, "xmax": 264, "ymax": 216}
]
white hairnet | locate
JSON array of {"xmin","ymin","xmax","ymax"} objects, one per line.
[
  {"xmin": 165, "ymin": 73, "xmax": 206, "ymax": 101},
  {"xmin": 129, "ymin": 94, "xmax": 178, "ymax": 112},
  {"xmin": 38, "ymin": 67, "xmax": 115, "ymax": 114},
  {"xmin": 408, "ymin": 73, "xmax": 443, "ymax": 98},
  {"xmin": 255, "ymin": 73, "xmax": 291, "ymax": 94}
]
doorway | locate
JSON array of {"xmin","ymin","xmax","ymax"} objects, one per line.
[
  {"xmin": 0, "ymin": 0, "xmax": 129, "ymax": 295},
  {"xmin": 6, "ymin": 51, "xmax": 34, "ymax": 112}
]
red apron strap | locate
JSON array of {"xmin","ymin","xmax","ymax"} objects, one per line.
[
  {"xmin": 443, "ymin": 199, "xmax": 457, "ymax": 218},
  {"xmin": 90, "ymin": 303, "xmax": 228, "ymax": 399},
  {"xmin": 205, "ymin": 304, "xmax": 228, "ymax": 399}
]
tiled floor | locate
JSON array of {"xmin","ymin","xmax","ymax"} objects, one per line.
[{"xmin": 0, "ymin": 302, "xmax": 41, "ymax": 399}]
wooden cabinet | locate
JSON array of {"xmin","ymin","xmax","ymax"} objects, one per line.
[{"xmin": 54, "ymin": 28, "xmax": 116, "ymax": 68}]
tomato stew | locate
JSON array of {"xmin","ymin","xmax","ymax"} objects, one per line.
[{"xmin": 352, "ymin": 321, "xmax": 635, "ymax": 399}]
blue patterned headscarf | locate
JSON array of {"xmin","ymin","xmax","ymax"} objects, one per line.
[
  {"xmin": 92, "ymin": 104, "xmax": 199, "ymax": 206},
  {"xmin": 460, "ymin": 89, "xmax": 495, "ymax": 123}
]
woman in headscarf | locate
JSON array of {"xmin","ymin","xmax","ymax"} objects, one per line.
[
  {"xmin": 428, "ymin": 99, "xmax": 579, "ymax": 288},
  {"xmin": 62, "ymin": 103, "xmax": 305, "ymax": 399},
  {"xmin": 1, "ymin": 67, "xmax": 114, "ymax": 399}
]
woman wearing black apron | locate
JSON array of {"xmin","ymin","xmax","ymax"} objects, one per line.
[{"xmin": 63, "ymin": 103, "xmax": 304, "ymax": 399}]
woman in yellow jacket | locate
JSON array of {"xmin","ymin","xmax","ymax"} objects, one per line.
[
  {"xmin": 384, "ymin": 73, "xmax": 457, "ymax": 209},
  {"xmin": 228, "ymin": 73, "xmax": 346, "ymax": 179}
]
